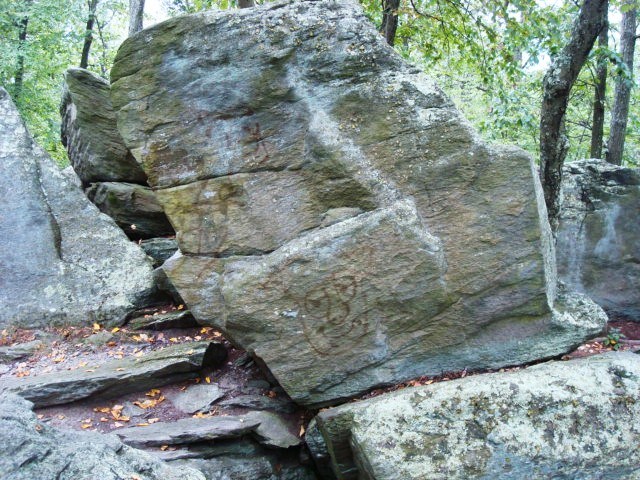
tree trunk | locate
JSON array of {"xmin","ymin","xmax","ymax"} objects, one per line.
[
  {"xmin": 539, "ymin": 0, "xmax": 608, "ymax": 232},
  {"xmin": 380, "ymin": 0, "xmax": 401, "ymax": 46},
  {"xmin": 128, "ymin": 0, "xmax": 145, "ymax": 36},
  {"xmin": 238, "ymin": 0, "xmax": 254, "ymax": 7},
  {"xmin": 590, "ymin": 11, "xmax": 608, "ymax": 159},
  {"xmin": 606, "ymin": 1, "xmax": 637, "ymax": 166},
  {"xmin": 80, "ymin": 0, "xmax": 99, "ymax": 69},
  {"xmin": 13, "ymin": 0, "xmax": 32, "ymax": 102}
]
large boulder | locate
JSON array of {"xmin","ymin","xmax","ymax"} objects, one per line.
[
  {"xmin": 0, "ymin": 87, "xmax": 157, "ymax": 329},
  {"xmin": 306, "ymin": 352, "xmax": 640, "ymax": 480},
  {"xmin": 110, "ymin": 0, "xmax": 605, "ymax": 407},
  {"xmin": 61, "ymin": 67, "xmax": 147, "ymax": 184},
  {"xmin": 0, "ymin": 393, "xmax": 204, "ymax": 480},
  {"xmin": 558, "ymin": 159, "xmax": 640, "ymax": 321}
]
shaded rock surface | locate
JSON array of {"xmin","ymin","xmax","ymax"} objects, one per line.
[
  {"xmin": 558, "ymin": 159, "xmax": 640, "ymax": 321},
  {"xmin": 86, "ymin": 182, "xmax": 175, "ymax": 239},
  {"xmin": 60, "ymin": 67, "xmax": 147, "ymax": 184},
  {"xmin": 0, "ymin": 341, "xmax": 226, "ymax": 407},
  {"xmin": 140, "ymin": 237, "xmax": 179, "ymax": 267},
  {"xmin": 0, "ymin": 87, "xmax": 157, "ymax": 329},
  {"xmin": 164, "ymin": 439, "xmax": 317, "ymax": 480},
  {"xmin": 307, "ymin": 352, "xmax": 640, "ymax": 480},
  {"xmin": 111, "ymin": 0, "xmax": 605, "ymax": 407},
  {"xmin": 0, "ymin": 393, "xmax": 204, "ymax": 480},
  {"xmin": 128, "ymin": 309, "xmax": 199, "ymax": 330}
]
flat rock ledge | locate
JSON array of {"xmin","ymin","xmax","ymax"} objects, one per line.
[
  {"xmin": 0, "ymin": 341, "xmax": 226, "ymax": 407},
  {"xmin": 0, "ymin": 393, "xmax": 204, "ymax": 480},
  {"xmin": 116, "ymin": 410, "xmax": 301, "ymax": 450},
  {"xmin": 306, "ymin": 351, "xmax": 640, "ymax": 480}
]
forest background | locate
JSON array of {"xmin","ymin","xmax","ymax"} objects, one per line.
[{"xmin": 1, "ymin": 0, "xmax": 637, "ymax": 171}]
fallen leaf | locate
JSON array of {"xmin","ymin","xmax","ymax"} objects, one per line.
[
  {"xmin": 205, "ymin": 377, "xmax": 211, "ymax": 384},
  {"xmin": 37, "ymin": 414, "xmax": 44, "ymax": 419},
  {"xmin": 177, "ymin": 304, "xmax": 184, "ymax": 310},
  {"xmin": 145, "ymin": 389, "xmax": 161, "ymax": 398},
  {"xmin": 93, "ymin": 323, "xmax": 101, "ymax": 331},
  {"xmin": 160, "ymin": 445, "xmax": 169, "ymax": 451},
  {"xmin": 111, "ymin": 327, "xmax": 120, "ymax": 333},
  {"xmin": 299, "ymin": 425, "xmax": 306, "ymax": 437},
  {"xmin": 81, "ymin": 424, "xmax": 92, "ymax": 429},
  {"xmin": 169, "ymin": 337, "xmax": 179, "ymax": 343},
  {"xmin": 136, "ymin": 422, "xmax": 150, "ymax": 427},
  {"xmin": 57, "ymin": 414, "xmax": 65, "ymax": 420},
  {"xmin": 148, "ymin": 418, "xmax": 160, "ymax": 424}
]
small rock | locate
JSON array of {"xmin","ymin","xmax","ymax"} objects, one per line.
[
  {"xmin": 140, "ymin": 237, "xmax": 179, "ymax": 267},
  {"xmin": 166, "ymin": 383, "xmax": 225, "ymax": 414},
  {"xmin": 0, "ymin": 340, "xmax": 43, "ymax": 363}
]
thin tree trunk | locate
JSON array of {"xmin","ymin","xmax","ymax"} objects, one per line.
[
  {"xmin": 606, "ymin": 1, "xmax": 637, "ymax": 166},
  {"xmin": 539, "ymin": 0, "xmax": 608, "ymax": 232},
  {"xmin": 380, "ymin": 0, "xmax": 401, "ymax": 46},
  {"xmin": 13, "ymin": 0, "xmax": 32, "ymax": 102},
  {"xmin": 128, "ymin": 0, "xmax": 145, "ymax": 36},
  {"xmin": 80, "ymin": 0, "xmax": 99, "ymax": 69},
  {"xmin": 590, "ymin": 12, "xmax": 608, "ymax": 159},
  {"xmin": 238, "ymin": 0, "xmax": 254, "ymax": 7}
]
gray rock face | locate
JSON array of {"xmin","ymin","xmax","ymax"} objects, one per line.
[
  {"xmin": 61, "ymin": 67, "xmax": 147, "ymax": 184},
  {"xmin": 140, "ymin": 237, "xmax": 179, "ymax": 267},
  {"xmin": 116, "ymin": 411, "xmax": 301, "ymax": 449},
  {"xmin": 166, "ymin": 383, "xmax": 225, "ymax": 413},
  {"xmin": 0, "ymin": 87, "xmax": 157, "ymax": 329},
  {"xmin": 110, "ymin": 0, "xmax": 604, "ymax": 407},
  {"xmin": 0, "ymin": 341, "xmax": 226, "ymax": 407},
  {"xmin": 307, "ymin": 352, "xmax": 640, "ymax": 480},
  {"xmin": 0, "ymin": 393, "xmax": 204, "ymax": 480},
  {"xmin": 0, "ymin": 340, "xmax": 42, "ymax": 364},
  {"xmin": 558, "ymin": 159, "xmax": 640, "ymax": 320},
  {"xmin": 165, "ymin": 439, "xmax": 317, "ymax": 480},
  {"xmin": 86, "ymin": 182, "xmax": 175, "ymax": 239}
]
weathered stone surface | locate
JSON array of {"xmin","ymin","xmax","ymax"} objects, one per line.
[
  {"xmin": 116, "ymin": 411, "xmax": 300, "ymax": 449},
  {"xmin": 308, "ymin": 352, "xmax": 640, "ymax": 480},
  {"xmin": 165, "ymin": 440, "xmax": 317, "ymax": 480},
  {"xmin": 61, "ymin": 67, "xmax": 147, "ymax": 184},
  {"xmin": 0, "ymin": 340, "xmax": 42, "ymax": 364},
  {"xmin": 0, "ymin": 393, "xmax": 204, "ymax": 480},
  {"xmin": 558, "ymin": 159, "xmax": 640, "ymax": 320},
  {"xmin": 140, "ymin": 237, "xmax": 179, "ymax": 267},
  {"xmin": 0, "ymin": 87, "xmax": 157, "ymax": 329},
  {"xmin": 129, "ymin": 309, "xmax": 199, "ymax": 330},
  {"xmin": 216, "ymin": 393, "xmax": 296, "ymax": 414},
  {"xmin": 86, "ymin": 182, "xmax": 175, "ymax": 239},
  {"xmin": 111, "ymin": 1, "xmax": 605, "ymax": 406},
  {"xmin": 0, "ymin": 341, "xmax": 226, "ymax": 407},
  {"xmin": 166, "ymin": 383, "xmax": 225, "ymax": 413}
]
